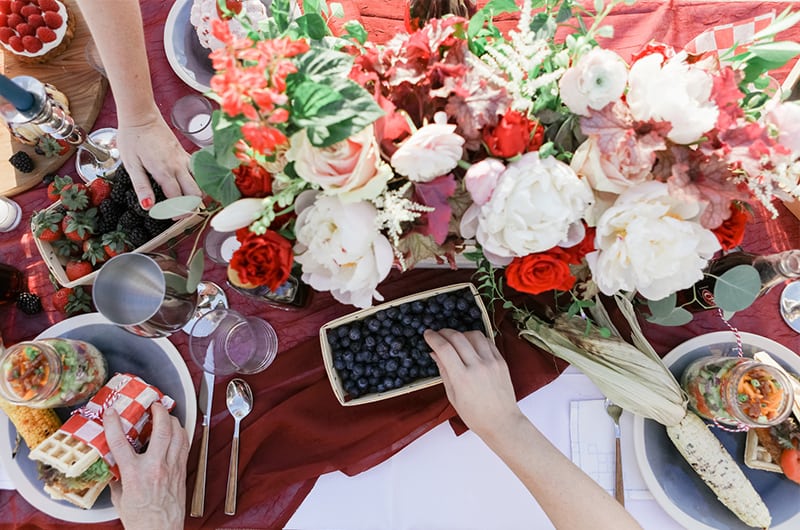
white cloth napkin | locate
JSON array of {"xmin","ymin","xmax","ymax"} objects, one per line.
[{"xmin": 569, "ymin": 399, "xmax": 653, "ymax": 500}]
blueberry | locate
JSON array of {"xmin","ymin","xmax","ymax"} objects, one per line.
[
  {"xmin": 384, "ymin": 335, "xmax": 395, "ymax": 345},
  {"xmin": 402, "ymin": 327, "xmax": 416, "ymax": 337},
  {"xmin": 443, "ymin": 297, "xmax": 456, "ymax": 311},
  {"xmin": 397, "ymin": 366, "xmax": 409, "ymax": 378},
  {"xmin": 390, "ymin": 324, "xmax": 402, "ymax": 336},
  {"xmin": 394, "ymin": 377, "xmax": 404, "ymax": 387},
  {"xmin": 456, "ymin": 297, "xmax": 470, "ymax": 311},
  {"xmin": 390, "ymin": 340, "xmax": 403, "ymax": 351},
  {"xmin": 398, "ymin": 304, "xmax": 410, "ymax": 314},
  {"xmin": 382, "ymin": 318, "xmax": 392, "ymax": 329},
  {"xmin": 352, "ymin": 364, "xmax": 365, "ymax": 377},
  {"xmin": 355, "ymin": 351, "xmax": 369, "ymax": 362},
  {"xmin": 337, "ymin": 326, "xmax": 349, "ymax": 338},
  {"xmin": 468, "ymin": 306, "xmax": 482, "ymax": 320},
  {"xmin": 418, "ymin": 355, "xmax": 431, "ymax": 367},
  {"xmin": 349, "ymin": 342, "xmax": 360, "ymax": 353},
  {"xmin": 365, "ymin": 335, "xmax": 377, "ymax": 348},
  {"xmin": 435, "ymin": 293, "xmax": 448, "ymax": 303},
  {"xmin": 349, "ymin": 328, "xmax": 362, "ymax": 341},
  {"xmin": 375, "ymin": 310, "xmax": 387, "ymax": 321},
  {"xmin": 340, "ymin": 337, "xmax": 351, "ymax": 349},
  {"xmin": 447, "ymin": 316, "xmax": 460, "ymax": 328},
  {"xmin": 411, "ymin": 301, "xmax": 425, "ymax": 313},
  {"xmin": 401, "ymin": 315, "xmax": 413, "ymax": 325},
  {"xmin": 357, "ymin": 377, "xmax": 369, "ymax": 389},
  {"xmin": 342, "ymin": 351, "xmax": 354, "ymax": 362},
  {"xmin": 402, "ymin": 357, "xmax": 414, "ymax": 368},
  {"xmin": 422, "ymin": 314, "xmax": 435, "ymax": 326},
  {"xmin": 367, "ymin": 319, "xmax": 381, "ymax": 333},
  {"xmin": 376, "ymin": 343, "xmax": 388, "ymax": 355},
  {"xmin": 377, "ymin": 384, "xmax": 386, "ymax": 393},
  {"xmin": 383, "ymin": 377, "xmax": 395, "ymax": 389},
  {"xmin": 386, "ymin": 307, "xmax": 399, "ymax": 319},
  {"xmin": 334, "ymin": 358, "xmax": 345, "ymax": 370},
  {"xmin": 427, "ymin": 302, "xmax": 441, "ymax": 314},
  {"xmin": 385, "ymin": 359, "xmax": 399, "ymax": 372}
]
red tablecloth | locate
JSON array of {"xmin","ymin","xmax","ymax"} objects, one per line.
[{"xmin": 2, "ymin": 1, "xmax": 800, "ymax": 528}]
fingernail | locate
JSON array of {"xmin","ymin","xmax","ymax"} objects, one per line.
[{"xmin": 141, "ymin": 197, "xmax": 153, "ymax": 209}]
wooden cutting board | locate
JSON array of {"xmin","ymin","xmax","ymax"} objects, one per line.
[{"xmin": 0, "ymin": 0, "xmax": 107, "ymax": 198}]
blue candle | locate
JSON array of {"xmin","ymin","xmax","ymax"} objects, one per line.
[{"xmin": 0, "ymin": 74, "xmax": 34, "ymax": 112}]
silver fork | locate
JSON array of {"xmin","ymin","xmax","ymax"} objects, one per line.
[{"xmin": 604, "ymin": 399, "xmax": 625, "ymax": 506}]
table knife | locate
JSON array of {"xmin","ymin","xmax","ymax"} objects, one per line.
[{"xmin": 190, "ymin": 371, "xmax": 214, "ymax": 517}]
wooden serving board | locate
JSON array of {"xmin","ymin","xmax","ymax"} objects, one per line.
[{"xmin": 0, "ymin": 0, "xmax": 107, "ymax": 198}]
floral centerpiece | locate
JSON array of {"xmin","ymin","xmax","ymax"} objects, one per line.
[{"xmin": 192, "ymin": 0, "xmax": 800, "ymax": 318}]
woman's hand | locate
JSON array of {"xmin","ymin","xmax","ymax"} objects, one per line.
[{"xmin": 104, "ymin": 402, "xmax": 189, "ymax": 530}]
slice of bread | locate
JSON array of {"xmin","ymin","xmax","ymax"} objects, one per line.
[{"xmin": 44, "ymin": 475, "xmax": 112, "ymax": 510}]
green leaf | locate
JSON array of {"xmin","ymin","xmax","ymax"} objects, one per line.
[
  {"xmin": 647, "ymin": 293, "xmax": 678, "ymax": 318},
  {"xmin": 294, "ymin": 13, "xmax": 330, "ymax": 40},
  {"xmin": 210, "ymin": 111, "xmax": 245, "ymax": 168},
  {"xmin": 330, "ymin": 2, "xmax": 344, "ymax": 18},
  {"xmin": 646, "ymin": 307, "xmax": 693, "ymax": 326},
  {"xmin": 595, "ymin": 24, "xmax": 613, "ymax": 39},
  {"xmin": 342, "ymin": 20, "xmax": 367, "ymax": 45},
  {"xmin": 468, "ymin": 0, "xmax": 518, "ymax": 41},
  {"xmin": 752, "ymin": 9, "xmax": 800, "ymax": 42},
  {"xmin": 748, "ymin": 41, "xmax": 800, "ymax": 64},
  {"xmin": 594, "ymin": 0, "xmax": 604, "ymax": 13},
  {"xmin": 556, "ymin": 2, "xmax": 573, "ymax": 23},
  {"xmin": 147, "ymin": 196, "xmax": 203, "ymax": 220},
  {"xmin": 191, "ymin": 149, "xmax": 241, "ymax": 206},
  {"xmin": 186, "ymin": 249, "xmax": 205, "ymax": 293},
  {"xmin": 713, "ymin": 264, "xmax": 761, "ymax": 312}
]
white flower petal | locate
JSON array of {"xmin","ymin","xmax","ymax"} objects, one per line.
[{"xmin": 210, "ymin": 198, "xmax": 266, "ymax": 232}]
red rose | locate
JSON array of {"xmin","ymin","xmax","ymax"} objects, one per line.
[
  {"xmin": 483, "ymin": 110, "xmax": 544, "ymax": 158},
  {"xmin": 563, "ymin": 226, "xmax": 596, "ymax": 264},
  {"xmin": 233, "ymin": 159, "xmax": 273, "ymax": 198},
  {"xmin": 713, "ymin": 204, "xmax": 750, "ymax": 251},
  {"xmin": 505, "ymin": 248, "xmax": 576, "ymax": 295},
  {"xmin": 228, "ymin": 229, "xmax": 293, "ymax": 291}
]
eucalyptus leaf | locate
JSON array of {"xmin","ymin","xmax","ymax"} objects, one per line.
[
  {"xmin": 713, "ymin": 264, "xmax": 761, "ymax": 312},
  {"xmin": 186, "ymin": 249, "xmax": 205, "ymax": 293},
  {"xmin": 647, "ymin": 293, "xmax": 678, "ymax": 318},
  {"xmin": 210, "ymin": 198, "xmax": 266, "ymax": 232},
  {"xmin": 646, "ymin": 307, "xmax": 693, "ymax": 327},
  {"xmin": 148, "ymin": 196, "xmax": 203, "ymax": 220},
  {"xmin": 191, "ymin": 149, "xmax": 241, "ymax": 206},
  {"xmin": 722, "ymin": 309, "xmax": 737, "ymax": 321}
]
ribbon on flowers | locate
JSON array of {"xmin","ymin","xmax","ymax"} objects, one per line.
[
  {"xmin": 59, "ymin": 373, "xmax": 175, "ymax": 478},
  {"xmin": 685, "ymin": 12, "xmax": 775, "ymax": 56}
]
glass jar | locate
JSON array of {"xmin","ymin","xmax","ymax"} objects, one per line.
[
  {"xmin": 682, "ymin": 355, "xmax": 794, "ymax": 427},
  {"xmin": 0, "ymin": 338, "xmax": 108, "ymax": 408}
]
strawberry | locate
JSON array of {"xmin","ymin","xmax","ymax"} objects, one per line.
[
  {"xmin": 8, "ymin": 35, "xmax": 23, "ymax": 52},
  {"xmin": 34, "ymin": 135, "xmax": 68, "ymax": 157},
  {"xmin": 0, "ymin": 1, "xmax": 10, "ymax": 16},
  {"xmin": 65, "ymin": 259, "xmax": 94, "ymax": 281},
  {"xmin": 6, "ymin": 12, "xmax": 21, "ymax": 26},
  {"xmin": 20, "ymin": 4, "xmax": 38, "ymax": 17},
  {"xmin": 60, "ymin": 183, "xmax": 89, "ymax": 211},
  {"xmin": 52, "ymin": 286, "xmax": 92, "ymax": 316},
  {"xmin": 38, "ymin": 0, "xmax": 58, "ymax": 11},
  {"xmin": 101, "ymin": 230, "xmax": 128, "ymax": 258},
  {"xmin": 42, "ymin": 9, "xmax": 59, "ymax": 28},
  {"xmin": 81, "ymin": 237, "xmax": 108, "ymax": 265},
  {"xmin": 31, "ymin": 208, "xmax": 64, "ymax": 242},
  {"xmin": 9, "ymin": 0, "xmax": 23, "ymax": 15},
  {"xmin": 35, "ymin": 24, "xmax": 54, "ymax": 42},
  {"xmin": 87, "ymin": 178, "xmax": 111, "ymax": 207},
  {"xmin": 27, "ymin": 13, "xmax": 43, "ymax": 29},
  {"xmin": 61, "ymin": 208, "xmax": 96, "ymax": 242},
  {"xmin": 46, "ymin": 174, "xmax": 73, "ymax": 202},
  {"xmin": 21, "ymin": 35, "xmax": 41, "ymax": 53},
  {"xmin": 15, "ymin": 22, "xmax": 32, "ymax": 36},
  {"xmin": 0, "ymin": 27, "xmax": 13, "ymax": 44}
]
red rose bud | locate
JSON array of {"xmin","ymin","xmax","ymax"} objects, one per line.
[
  {"xmin": 712, "ymin": 204, "xmax": 750, "ymax": 251},
  {"xmin": 233, "ymin": 159, "xmax": 273, "ymax": 198},
  {"xmin": 482, "ymin": 110, "xmax": 545, "ymax": 159},
  {"xmin": 505, "ymin": 248, "xmax": 577, "ymax": 295}
]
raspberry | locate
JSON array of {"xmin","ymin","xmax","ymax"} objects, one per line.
[
  {"xmin": 42, "ymin": 9, "xmax": 59, "ymax": 28},
  {"xmin": 20, "ymin": 4, "xmax": 38, "ymax": 17},
  {"xmin": 21, "ymin": 34, "xmax": 40, "ymax": 52},
  {"xmin": 0, "ymin": 1, "xmax": 10, "ymax": 16},
  {"xmin": 26, "ymin": 13, "xmax": 42, "ymax": 28},
  {"xmin": 0, "ymin": 26, "xmax": 12, "ymax": 43},
  {"xmin": 10, "ymin": 1, "xmax": 22, "ymax": 15},
  {"xmin": 15, "ymin": 22, "xmax": 32, "ymax": 36},
  {"xmin": 0, "ymin": 13, "xmax": 6, "ymax": 26},
  {"xmin": 6, "ymin": 12, "xmax": 21, "ymax": 26},
  {"xmin": 35, "ymin": 25, "xmax": 53, "ymax": 42},
  {"xmin": 8, "ymin": 34, "xmax": 23, "ymax": 52},
  {"xmin": 38, "ymin": 0, "xmax": 58, "ymax": 11}
]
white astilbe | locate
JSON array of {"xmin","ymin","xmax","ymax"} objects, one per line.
[
  {"xmin": 372, "ymin": 182, "xmax": 434, "ymax": 271},
  {"xmin": 742, "ymin": 158, "xmax": 800, "ymax": 218}
]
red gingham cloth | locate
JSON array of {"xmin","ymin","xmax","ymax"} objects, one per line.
[
  {"xmin": 58, "ymin": 373, "xmax": 175, "ymax": 479},
  {"xmin": 685, "ymin": 12, "xmax": 775, "ymax": 55}
]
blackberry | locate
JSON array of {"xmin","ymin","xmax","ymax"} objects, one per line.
[
  {"xmin": 9, "ymin": 151, "xmax": 34, "ymax": 173},
  {"xmin": 126, "ymin": 226, "xmax": 150, "ymax": 248},
  {"xmin": 143, "ymin": 216, "xmax": 173, "ymax": 237},
  {"xmin": 117, "ymin": 210, "xmax": 144, "ymax": 232},
  {"xmin": 112, "ymin": 165, "xmax": 132, "ymax": 186},
  {"xmin": 110, "ymin": 180, "xmax": 129, "ymax": 205},
  {"xmin": 150, "ymin": 180, "xmax": 167, "ymax": 203},
  {"xmin": 42, "ymin": 173, "xmax": 57, "ymax": 185},
  {"xmin": 125, "ymin": 190, "xmax": 148, "ymax": 217},
  {"xmin": 96, "ymin": 213, "xmax": 118, "ymax": 235},
  {"xmin": 16, "ymin": 292, "xmax": 43, "ymax": 315}
]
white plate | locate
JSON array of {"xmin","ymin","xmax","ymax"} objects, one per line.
[
  {"xmin": 0, "ymin": 313, "xmax": 197, "ymax": 523},
  {"xmin": 633, "ymin": 332, "xmax": 800, "ymax": 530},
  {"xmin": 164, "ymin": 0, "xmax": 213, "ymax": 93}
]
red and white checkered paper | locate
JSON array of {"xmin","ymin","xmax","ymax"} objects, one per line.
[
  {"xmin": 60, "ymin": 373, "xmax": 175, "ymax": 479},
  {"xmin": 685, "ymin": 12, "xmax": 775, "ymax": 56}
]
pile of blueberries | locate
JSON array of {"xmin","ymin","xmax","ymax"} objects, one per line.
[{"xmin": 326, "ymin": 287, "xmax": 488, "ymax": 399}]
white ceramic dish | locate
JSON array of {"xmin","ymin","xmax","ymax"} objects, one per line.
[
  {"xmin": 0, "ymin": 313, "xmax": 197, "ymax": 523},
  {"xmin": 164, "ymin": 0, "xmax": 214, "ymax": 93},
  {"xmin": 633, "ymin": 331, "xmax": 800, "ymax": 530}
]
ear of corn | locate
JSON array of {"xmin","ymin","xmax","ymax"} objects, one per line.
[
  {"xmin": 515, "ymin": 295, "xmax": 771, "ymax": 529},
  {"xmin": 0, "ymin": 398, "xmax": 62, "ymax": 450}
]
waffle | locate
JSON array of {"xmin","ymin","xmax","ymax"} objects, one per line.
[
  {"xmin": 744, "ymin": 429, "xmax": 783, "ymax": 473},
  {"xmin": 29, "ymin": 430, "xmax": 100, "ymax": 478},
  {"xmin": 44, "ymin": 476, "xmax": 112, "ymax": 510}
]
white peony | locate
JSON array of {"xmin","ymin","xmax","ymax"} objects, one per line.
[
  {"xmin": 587, "ymin": 181, "xmax": 721, "ymax": 300},
  {"xmin": 559, "ymin": 48, "xmax": 628, "ymax": 117},
  {"xmin": 293, "ymin": 192, "xmax": 393, "ymax": 308},
  {"xmin": 627, "ymin": 53, "xmax": 718, "ymax": 144},
  {"xmin": 391, "ymin": 112, "xmax": 465, "ymax": 182},
  {"xmin": 767, "ymin": 100, "xmax": 800, "ymax": 153},
  {"xmin": 460, "ymin": 153, "xmax": 594, "ymax": 266},
  {"xmin": 287, "ymin": 125, "xmax": 391, "ymax": 202}
]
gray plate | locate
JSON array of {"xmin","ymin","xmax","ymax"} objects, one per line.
[
  {"xmin": 164, "ymin": 0, "xmax": 213, "ymax": 93},
  {"xmin": 0, "ymin": 313, "xmax": 196, "ymax": 523},
  {"xmin": 633, "ymin": 331, "xmax": 800, "ymax": 529}
]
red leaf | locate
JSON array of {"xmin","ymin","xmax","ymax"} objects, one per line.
[{"xmin": 414, "ymin": 174, "xmax": 457, "ymax": 245}]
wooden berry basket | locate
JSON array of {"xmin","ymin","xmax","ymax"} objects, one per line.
[
  {"xmin": 32, "ymin": 199, "xmax": 203, "ymax": 288},
  {"xmin": 320, "ymin": 282, "xmax": 494, "ymax": 406}
]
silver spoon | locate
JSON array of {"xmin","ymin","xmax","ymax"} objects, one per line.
[
  {"xmin": 224, "ymin": 378, "xmax": 253, "ymax": 515},
  {"xmin": 604, "ymin": 399, "xmax": 625, "ymax": 507}
]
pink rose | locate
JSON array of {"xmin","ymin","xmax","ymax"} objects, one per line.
[{"xmin": 464, "ymin": 158, "xmax": 505, "ymax": 205}]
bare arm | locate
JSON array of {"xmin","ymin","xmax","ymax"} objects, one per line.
[
  {"xmin": 424, "ymin": 329, "xmax": 642, "ymax": 530},
  {"xmin": 75, "ymin": 0, "xmax": 201, "ymax": 205}
]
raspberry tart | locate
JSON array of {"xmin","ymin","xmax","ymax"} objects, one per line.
[{"xmin": 0, "ymin": 0, "xmax": 75, "ymax": 64}]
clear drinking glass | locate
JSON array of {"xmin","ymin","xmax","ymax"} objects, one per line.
[
  {"xmin": 189, "ymin": 308, "xmax": 278, "ymax": 375},
  {"xmin": 170, "ymin": 94, "xmax": 214, "ymax": 148}
]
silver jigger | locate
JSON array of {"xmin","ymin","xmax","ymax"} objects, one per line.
[{"xmin": 0, "ymin": 75, "xmax": 121, "ymax": 181}]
